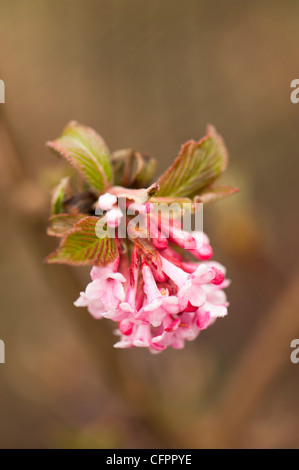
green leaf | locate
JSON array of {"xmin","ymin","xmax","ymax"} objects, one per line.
[
  {"xmin": 51, "ymin": 177, "xmax": 72, "ymax": 215},
  {"xmin": 46, "ymin": 216, "xmax": 118, "ymax": 267},
  {"xmin": 194, "ymin": 185, "xmax": 239, "ymax": 204},
  {"xmin": 133, "ymin": 153, "xmax": 157, "ymax": 188},
  {"xmin": 111, "ymin": 149, "xmax": 157, "ymax": 188},
  {"xmin": 47, "ymin": 121, "xmax": 113, "ymax": 192},
  {"xmin": 156, "ymin": 125, "xmax": 228, "ymax": 198},
  {"xmin": 47, "ymin": 214, "xmax": 85, "ymax": 237}
]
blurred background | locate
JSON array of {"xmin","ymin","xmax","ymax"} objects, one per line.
[{"xmin": 0, "ymin": 0, "xmax": 299, "ymax": 449}]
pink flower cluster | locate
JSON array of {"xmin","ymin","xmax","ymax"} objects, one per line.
[{"xmin": 74, "ymin": 194, "xmax": 229, "ymax": 353}]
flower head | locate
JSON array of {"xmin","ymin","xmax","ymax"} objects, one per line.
[{"xmin": 46, "ymin": 121, "xmax": 238, "ymax": 352}]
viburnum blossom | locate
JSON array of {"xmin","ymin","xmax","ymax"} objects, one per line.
[
  {"xmin": 73, "ymin": 196, "xmax": 229, "ymax": 352},
  {"xmin": 46, "ymin": 121, "xmax": 238, "ymax": 353}
]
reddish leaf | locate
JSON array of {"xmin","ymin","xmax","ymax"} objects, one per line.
[
  {"xmin": 46, "ymin": 216, "xmax": 118, "ymax": 267},
  {"xmin": 156, "ymin": 125, "xmax": 228, "ymax": 198},
  {"xmin": 47, "ymin": 214, "xmax": 85, "ymax": 237},
  {"xmin": 111, "ymin": 149, "xmax": 157, "ymax": 188},
  {"xmin": 194, "ymin": 185, "xmax": 239, "ymax": 204},
  {"xmin": 47, "ymin": 121, "xmax": 113, "ymax": 192}
]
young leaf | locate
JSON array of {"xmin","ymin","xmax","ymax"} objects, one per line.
[
  {"xmin": 47, "ymin": 214, "xmax": 86, "ymax": 237},
  {"xmin": 194, "ymin": 185, "xmax": 239, "ymax": 204},
  {"xmin": 46, "ymin": 216, "xmax": 118, "ymax": 267},
  {"xmin": 156, "ymin": 125, "xmax": 228, "ymax": 198},
  {"xmin": 51, "ymin": 177, "xmax": 72, "ymax": 215},
  {"xmin": 133, "ymin": 153, "xmax": 157, "ymax": 188},
  {"xmin": 47, "ymin": 121, "xmax": 113, "ymax": 192},
  {"xmin": 111, "ymin": 149, "xmax": 157, "ymax": 188}
]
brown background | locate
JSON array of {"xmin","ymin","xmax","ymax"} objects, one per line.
[{"xmin": 0, "ymin": 0, "xmax": 299, "ymax": 448}]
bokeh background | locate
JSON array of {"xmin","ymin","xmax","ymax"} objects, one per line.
[{"xmin": 0, "ymin": 0, "xmax": 299, "ymax": 449}]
